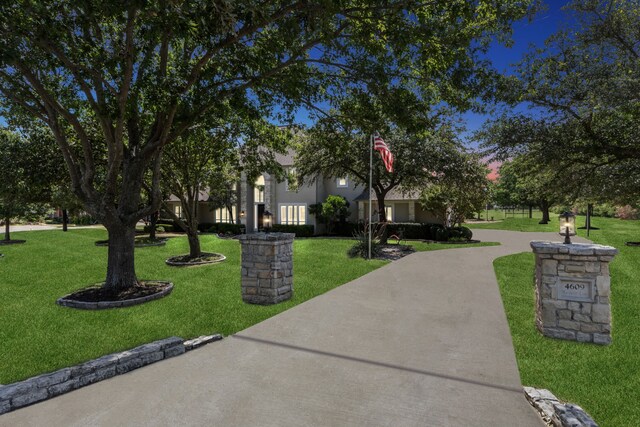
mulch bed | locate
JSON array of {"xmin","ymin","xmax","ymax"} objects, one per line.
[
  {"xmin": 57, "ymin": 281, "xmax": 173, "ymax": 309},
  {"xmin": 165, "ymin": 252, "xmax": 226, "ymax": 267},
  {"xmin": 95, "ymin": 237, "xmax": 168, "ymax": 247},
  {"xmin": 376, "ymin": 244, "xmax": 416, "ymax": 261},
  {"xmin": 0, "ymin": 239, "xmax": 26, "ymax": 245}
]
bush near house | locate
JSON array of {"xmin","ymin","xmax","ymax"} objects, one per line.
[
  {"xmin": 271, "ymin": 224, "xmax": 314, "ymax": 237},
  {"xmin": 197, "ymin": 222, "xmax": 215, "ymax": 232},
  {"xmin": 381, "ymin": 222, "xmax": 472, "ymax": 242},
  {"xmin": 157, "ymin": 220, "xmax": 179, "ymax": 232},
  {"xmin": 208, "ymin": 223, "xmax": 244, "ymax": 235}
]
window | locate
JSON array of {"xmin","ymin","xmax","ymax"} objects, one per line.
[
  {"xmin": 174, "ymin": 204, "xmax": 182, "ymax": 219},
  {"xmin": 337, "ymin": 177, "xmax": 348, "ymax": 188},
  {"xmin": 215, "ymin": 206, "xmax": 236, "ymax": 223},
  {"xmin": 279, "ymin": 204, "xmax": 306, "ymax": 225},
  {"xmin": 385, "ymin": 206, "xmax": 393, "ymax": 222},
  {"xmin": 254, "ymin": 175, "xmax": 265, "ymax": 203}
]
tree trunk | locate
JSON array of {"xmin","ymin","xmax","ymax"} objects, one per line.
[
  {"xmin": 376, "ymin": 193, "xmax": 388, "ymax": 244},
  {"xmin": 584, "ymin": 204, "xmax": 593, "ymax": 229},
  {"xmin": 187, "ymin": 228, "xmax": 201, "ymax": 258},
  {"xmin": 149, "ymin": 211, "xmax": 158, "ymax": 240},
  {"xmin": 538, "ymin": 200, "xmax": 550, "ymax": 224},
  {"xmin": 62, "ymin": 209, "xmax": 68, "ymax": 232},
  {"xmin": 528, "ymin": 205, "xmax": 533, "ymax": 219},
  {"xmin": 104, "ymin": 221, "xmax": 139, "ymax": 291},
  {"xmin": 227, "ymin": 205, "xmax": 234, "ymax": 224},
  {"xmin": 3, "ymin": 216, "xmax": 10, "ymax": 241}
]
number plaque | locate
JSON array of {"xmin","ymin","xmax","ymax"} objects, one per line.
[{"xmin": 556, "ymin": 278, "xmax": 594, "ymax": 302}]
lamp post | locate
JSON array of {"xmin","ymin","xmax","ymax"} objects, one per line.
[
  {"xmin": 559, "ymin": 211, "xmax": 576, "ymax": 244},
  {"xmin": 263, "ymin": 210, "xmax": 273, "ymax": 233}
]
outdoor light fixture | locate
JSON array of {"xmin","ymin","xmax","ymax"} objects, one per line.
[
  {"xmin": 240, "ymin": 210, "xmax": 245, "ymax": 218},
  {"xmin": 559, "ymin": 211, "xmax": 576, "ymax": 244},
  {"xmin": 263, "ymin": 210, "xmax": 273, "ymax": 233}
]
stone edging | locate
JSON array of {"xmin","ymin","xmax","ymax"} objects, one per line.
[
  {"xmin": 524, "ymin": 387, "xmax": 598, "ymax": 427},
  {"xmin": 56, "ymin": 282, "xmax": 174, "ymax": 310},
  {"xmin": 165, "ymin": 253, "xmax": 226, "ymax": 267},
  {"xmin": 95, "ymin": 238, "xmax": 168, "ymax": 247},
  {"xmin": 0, "ymin": 334, "xmax": 222, "ymax": 416}
]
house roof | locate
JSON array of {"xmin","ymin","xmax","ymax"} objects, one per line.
[
  {"xmin": 273, "ymin": 148, "xmax": 295, "ymax": 166},
  {"xmin": 354, "ymin": 187, "xmax": 421, "ymax": 202}
]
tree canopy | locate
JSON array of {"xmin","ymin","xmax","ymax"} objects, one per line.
[{"xmin": 0, "ymin": 0, "xmax": 535, "ymax": 290}]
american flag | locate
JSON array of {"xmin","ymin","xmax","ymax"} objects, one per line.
[{"xmin": 374, "ymin": 134, "xmax": 393, "ymax": 173}]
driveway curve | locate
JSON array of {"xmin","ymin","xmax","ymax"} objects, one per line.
[{"xmin": 1, "ymin": 230, "xmax": 588, "ymax": 426}]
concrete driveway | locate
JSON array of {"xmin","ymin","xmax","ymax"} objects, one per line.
[{"xmin": 1, "ymin": 230, "xmax": 585, "ymax": 426}]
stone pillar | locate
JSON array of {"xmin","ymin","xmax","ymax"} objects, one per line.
[
  {"xmin": 239, "ymin": 233, "xmax": 294, "ymax": 304},
  {"xmin": 530, "ymin": 241, "xmax": 618, "ymax": 345}
]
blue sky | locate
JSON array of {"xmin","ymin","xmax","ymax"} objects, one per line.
[{"xmin": 461, "ymin": 0, "xmax": 572, "ymax": 142}]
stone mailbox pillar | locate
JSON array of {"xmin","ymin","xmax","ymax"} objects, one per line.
[
  {"xmin": 239, "ymin": 233, "xmax": 294, "ymax": 305},
  {"xmin": 530, "ymin": 241, "xmax": 618, "ymax": 345}
]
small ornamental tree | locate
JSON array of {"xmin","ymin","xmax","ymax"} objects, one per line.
[
  {"xmin": 321, "ymin": 195, "xmax": 350, "ymax": 234},
  {"xmin": 419, "ymin": 152, "xmax": 491, "ymax": 227}
]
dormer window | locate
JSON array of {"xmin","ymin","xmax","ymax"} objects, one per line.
[{"xmin": 337, "ymin": 177, "xmax": 348, "ymax": 188}]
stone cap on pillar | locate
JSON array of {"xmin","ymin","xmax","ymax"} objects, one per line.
[
  {"xmin": 239, "ymin": 232, "xmax": 295, "ymax": 242},
  {"xmin": 530, "ymin": 241, "xmax": 618, "ymax": 256}
]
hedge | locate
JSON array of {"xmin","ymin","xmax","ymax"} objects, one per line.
[
  {"xmin": 208, "ymin": 223, "xmax": 244, "ymax": 235},
  {"xmin": 271, "ymin": 224, "xmax": 314, "ymax": 237}
]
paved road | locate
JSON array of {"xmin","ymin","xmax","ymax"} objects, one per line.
[{"xmin": 2, "ymin": 230, "xmax": 587, "ymax": 426}]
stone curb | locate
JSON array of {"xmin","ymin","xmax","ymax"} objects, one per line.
[
  {"xmin": 0, "ymin": 334, "xmax": 223, "ymax": 416},
  {"xmin": 165, "ymin": 253, "xmax": 226, "ymax": 267},
  {"xmin": 56, "ymin": 282, "xmax": 173, "ymax": 310},
  {"xmin": 524, "ymin": 387, "xmax": 598, "ymax": 427}
]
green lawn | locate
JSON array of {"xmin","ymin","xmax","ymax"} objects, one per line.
[
  {"xmin": 0, "ymin": 229, "xmax": 496, "ymax": 384},
  {"xmin": 487, "ymin": 216, "xmax": 640, "ymax": 426}
]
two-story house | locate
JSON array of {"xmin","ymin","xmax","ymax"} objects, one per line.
[{"xmin": 165, "ymin": 149, "xmax": 439, "ymax": 233}]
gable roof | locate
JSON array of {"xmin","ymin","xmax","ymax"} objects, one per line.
[{"xmin": 354, "ymin": 188, "xmax": 421, "ymax": 202}]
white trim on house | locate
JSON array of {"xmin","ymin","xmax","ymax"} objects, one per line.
[{"xmin": 278, "ymin": 203, "xmax": 307, "ymax": 225}]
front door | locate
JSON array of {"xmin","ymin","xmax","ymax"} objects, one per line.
[{"xmin": 257, "ymin": 204, "xmax": 265, "ymax": 231}]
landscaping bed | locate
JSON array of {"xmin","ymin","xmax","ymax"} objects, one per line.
[
  {"xmin": 165, "ymin": 252, "xmax": 226, "ymax": 266},
  {"xmin": 57, "ymin": 281, "xmax": 173, "ymax": 309},
  {"xmin": 0, "ymin": 239, "xmax": 26, "ymax": 245},
  {"xmin": 95, "ymin": 236, "xmax": 168, "ymax": 247}
]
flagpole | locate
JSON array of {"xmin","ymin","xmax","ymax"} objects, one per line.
[{"xmin": 368, "ymin": 133, "xmax": 373, "ymax": 260}]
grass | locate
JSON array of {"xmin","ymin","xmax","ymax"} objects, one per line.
[
  {"xmin": 485, "ymin": 215, "xmax": 640, "ymax": 426},
  {"xmin": 0, "ymin": 228, "xmax": 496, "ymax": 384}
]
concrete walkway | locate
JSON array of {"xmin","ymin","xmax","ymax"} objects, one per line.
[{"xmin": 1, "ymin": 230, "xmax": 588, "ymax": 426}]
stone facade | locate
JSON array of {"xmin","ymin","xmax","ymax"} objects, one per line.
[
  {"xmin": 531, "ymin": 241, "xmax": 617, "ymax": 345},
  {"xmin": 239, "ymin": 232, "xmax": 294, "ymax": 304}
]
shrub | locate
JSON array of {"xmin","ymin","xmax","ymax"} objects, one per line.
[
  {"xmin": 348, "ymin": 223, "xmax": 383, "ymax": 258},
  {"xmin": 71, "ymin": 215, "xmax": 97, "ymax": 225},
  {"xmin": 384, "ymin": 223, "xmax": 425, "ymax": 240},
  {"xmin": 271, "ymin": 224, "xmax": 314, "ymax": 237},
  {"xmin": 208, "ymin": 223, "xmax": 244, "ymax": 235},
  {"xmin": 616, "ymin": 205, "xmax": 639, "ymax": 220},
  {"xmin": 157, "ymin": 221, "xmax": 178, "ymax": 232},
  {"xmin": 198, "ymin": 222, "xmax": 215, "ymax": 232},
  {"xmin": 434, "ymin": 227, "xmax": 449, "ymax": 242},
  {"xmin": 448, "ymin": 226, "xmax": 473, "ymax": 240},
  {"xmin": 333, "ymin": 222, "xmax": 358, "ymax": 237},
  {"xmin": 143, "ymin": 225, "xmax": 166, "ymax": 233}
]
